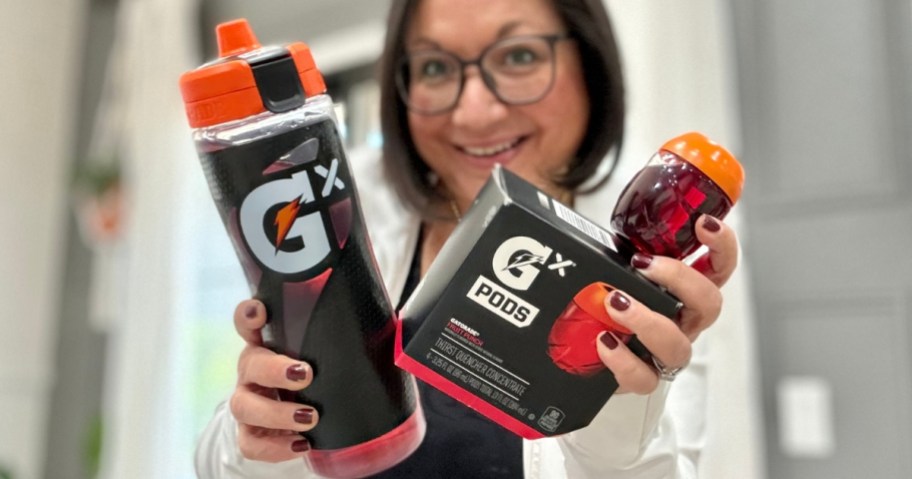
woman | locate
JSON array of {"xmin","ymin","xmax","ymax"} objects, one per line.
[{"xmin": 196, "ymin": 0, "xmax": 739, "ymax": 477}]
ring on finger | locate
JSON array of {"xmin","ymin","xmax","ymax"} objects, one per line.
[{"xmin": 651, "ymin": 356, "xmax": 684, "ymax": 382}]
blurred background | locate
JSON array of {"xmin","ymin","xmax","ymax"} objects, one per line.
[{"xmin": 1, "ymin": 0, "xmax": 910, "ymax": 478}]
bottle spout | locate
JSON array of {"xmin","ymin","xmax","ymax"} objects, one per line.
[{"xmin": 217, "ymin": 19, "xmax": 261, "ymax": 57}]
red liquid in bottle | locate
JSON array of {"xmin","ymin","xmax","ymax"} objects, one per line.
[{"xmin": 610, "ymin": 151, "xmax": 733, "ymax": 258}]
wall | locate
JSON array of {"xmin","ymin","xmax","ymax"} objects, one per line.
[
  {"xmin": 0, "ymin": 0, "xmax": 87, "ymax": 478},
  {"xmin": 40, "ymin": 1, "xmax": 121, "ymax": 477},
  {"xmin": 731, "ymin": 0, "xmax": 912, "ymax": 477}
]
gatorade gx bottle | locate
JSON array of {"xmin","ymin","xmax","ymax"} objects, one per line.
[{"xmin": 179, "ymin": 19, "xmax": 424, "ymax": 478}]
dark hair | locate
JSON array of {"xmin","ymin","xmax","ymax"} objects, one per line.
[{"xmin": 378, "ymin": 0, "xmax": 625, "ymax": 217}]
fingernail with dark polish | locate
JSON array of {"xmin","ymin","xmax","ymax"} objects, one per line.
[
  {"xmin": 609, "ymin": 291, "xmax": 631, "ymax": 312},
  {"xmin": 291, "ymin": 439, "xmax": 310, "ymax": 453},
  {"xmin": 287, "ymin": 364, "xmax": 309, "ymax": 382},
  {"xmin": 244, "ymin": 304, "xmax": 258, "ymax": 319},
  {"xmin": 702, "ymin": 216, "xmax": 721, "ymax": 233},
  {"xmin": 600, "ymin": 333, "xmax": 619, "ymax": 350},
  {"xmin": 631, "ymin": 253, "xmax": 653, "ymax": 270},
  {"xmin": 294, "ymin": 407, "xmax": 315, "ymax": 425}
]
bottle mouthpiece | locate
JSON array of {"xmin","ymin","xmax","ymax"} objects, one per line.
[{"xmin": 217, "ymin": 19, "xmax": 261, "ymax": 57}]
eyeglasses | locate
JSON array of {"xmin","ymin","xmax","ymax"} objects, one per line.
[{"xmin": 396, "ymin": 33, "xmax": 571, "ymax": 115}]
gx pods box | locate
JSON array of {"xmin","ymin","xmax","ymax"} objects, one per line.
[{"xmin": 395, "ymin": 166, "xmax": 681, "ymax": 438}]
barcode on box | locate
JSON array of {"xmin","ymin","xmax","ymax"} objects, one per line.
[{"xmin": 552, "ymin": 201, "xmax": 616, "ymax": 251}]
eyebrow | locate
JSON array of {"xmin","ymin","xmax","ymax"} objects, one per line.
[
  {"xmin": 409, "ymin": 20, "xmax": 525, "ymax": 49},
  {"xmin": 497, "ymin": 21, "xmax": 522, "ymax": 39}
]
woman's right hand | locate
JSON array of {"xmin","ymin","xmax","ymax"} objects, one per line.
[{"xmin": 230, "ymin": 299, "xmax": 319, "ymax": 462}]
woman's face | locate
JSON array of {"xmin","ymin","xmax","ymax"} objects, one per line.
[{"xmin": 404, "ymin": 0, "xmax": 590, "ymax": 207}]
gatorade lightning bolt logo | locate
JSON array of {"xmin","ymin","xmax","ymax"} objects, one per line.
[
  {"xmin": 502, "ymin": 252, "xmax": 546, "ymax": 273},
  {"xmin": 239, "ymin": 138, "xmax": 349, "ymax": 275},
  {"xmin": 274, "ymin": 197, "xmax": 302, "ymax": 252}
]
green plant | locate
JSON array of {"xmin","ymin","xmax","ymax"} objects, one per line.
[
  {"xmin": 84, "ymin": 414, "xmax": 104, "ymax": 478},
  {"xmin": 72, "ymin": 159, "xmax": 121, "ymax": 198},
  {"xmin": 0, "ymin": 463, "xmax": 14, "ymax": 479}
]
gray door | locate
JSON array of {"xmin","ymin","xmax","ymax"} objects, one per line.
[{"xmin": 730, "ymin": 0, "xmax": 912, "ymax": 477}]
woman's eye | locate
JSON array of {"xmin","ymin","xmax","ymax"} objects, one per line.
[
  {"xmin": 419, "ymin": 59, "xmax": 450, "ymax": 78},
  {"xmin": 504, "ymin": 48, "xmax": 537, "ymax": 66}
]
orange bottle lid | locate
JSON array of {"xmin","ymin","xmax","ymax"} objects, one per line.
[
  {"xmin": 179, "ymin": 19, "xmax": 327, "ymax": 128},
  {"xmin": 573, "ymin": 282, "xmax": 633, "ymax": 335},
  {"xmin": 660, "ymin": 132, "xmax": 744, "ymax": 204}
]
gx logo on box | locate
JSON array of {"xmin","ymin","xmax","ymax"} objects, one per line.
[{"xmin": 467, "ymin": 236, "xmax": 576, "ymax": 328}]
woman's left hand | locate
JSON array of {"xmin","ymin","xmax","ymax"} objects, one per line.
[{"xmin": 596, "ymin": 214, "xmax": 739, "ymax": 394}]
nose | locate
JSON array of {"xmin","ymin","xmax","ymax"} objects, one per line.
[{"xmin": 450, "ymin": 66, "xmax": 509, "ymax": 129}]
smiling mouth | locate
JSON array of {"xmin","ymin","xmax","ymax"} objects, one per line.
[{"xmin": 459, "ymin": 137, "xmax": 525, "ymax": 158}]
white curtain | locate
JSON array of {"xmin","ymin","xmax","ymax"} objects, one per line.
[
  {"xmin": 603, "ymin": 1, "xmax": 767, "ymax": 478},
  {"xmin": 96, "ymin": 0, "xmax": 202, "ymax": 477}
]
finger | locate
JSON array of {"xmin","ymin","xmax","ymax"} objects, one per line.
[
  {"xmin": 237, "ymin": 424, "xmax": 311, "ymax": 462},
  {"xmin": 595, "ymin": 332, "xmax": 659, "ymax": 395},
  {"xmin": 238, "ymin": 345, "xmax": 314, "ymax": 391},
  {"xmin": 234, "ymin": 299, "xmax": 267, "ymax": 345},
  {"xmin": 230, "ymin": 386, "xmax": 319, "ymax": 433},
  {"xmin": 629, "ymin": 253, "xmax": 723, "ymax": 340},
  {"xmin": 690, "ymin": 214, "xmax": 739, "ymax": 287},
  {"xmin": 603, "ymin": 291, "xmax": 691, "ymax": 372}
]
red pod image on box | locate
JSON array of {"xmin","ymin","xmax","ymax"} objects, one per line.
[
  {"xmin": 547, "ymin": 282, "xmax": 632, "ymax": 376},
  {"xmin": 180, "ymin": 19, "xmax": 423, "ymax": 479}
]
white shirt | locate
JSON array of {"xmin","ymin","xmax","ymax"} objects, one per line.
[{"xmin": 194, "ymin": 151, "xmax": 726, "ymax": 479}]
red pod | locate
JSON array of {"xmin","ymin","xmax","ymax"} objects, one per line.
[
  {"xmin": 610, "ymin": 132, "xmax": 744, "ymax": 259},
  {"xmin": 554, "ymin": 133, "xmax": 743, "ymax": 377}
]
